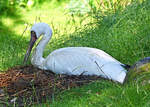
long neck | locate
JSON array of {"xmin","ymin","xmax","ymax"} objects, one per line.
[{"xmin": 31, "ymin": 34, "xmax": 51, "ymax": 69}]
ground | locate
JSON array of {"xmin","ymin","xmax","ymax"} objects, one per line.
[{"xmin": 0, "ymin": 65, "xmax": 102, "ymax": 107}]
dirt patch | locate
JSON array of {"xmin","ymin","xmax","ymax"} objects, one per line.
[{"xmin": 0, "ymin": 65, "xmax": 102, "ymax": 107}]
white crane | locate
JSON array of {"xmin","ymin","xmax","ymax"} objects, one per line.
[{"xmin": 24, "ymin": 22, "xmax": 129, "ymax": 84}]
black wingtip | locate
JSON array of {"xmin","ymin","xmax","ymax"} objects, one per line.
[{"xmin": 121, "ymin": 64, "xmax": 131, "ymax": 70}]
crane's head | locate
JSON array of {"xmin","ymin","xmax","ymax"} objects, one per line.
[{"xmin": 23, "ymin": 22, "xmax": 52, "ymax": 64}]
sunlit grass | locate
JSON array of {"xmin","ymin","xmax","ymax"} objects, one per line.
[
  {"xmin": 0, "ymin": 0, "xmax": 96, "ymax": 71},
  {"xmin": 0, "ymin": 1, "xmax": 84, "ymax": 71},
  {"xmin": 1, "ymin": 17, "xmax": 14, "ymax": 26}
]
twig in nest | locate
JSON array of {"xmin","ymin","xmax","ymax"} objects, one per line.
[
  {"xmin": 12, "ymin": 89, "xmax": 28, "ymax": 97},
  {"xmin": 75, "ymin": 80, "xmax": 94, "ymax": 83}
]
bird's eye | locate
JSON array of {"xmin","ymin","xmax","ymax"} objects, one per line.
[
  {"xmin": 31, "ymin": 31, "xmax": 36, "ymax": 35},
  {"xmin": 31, "ymin": 31, "xmax": 37, "ymax": 39}
]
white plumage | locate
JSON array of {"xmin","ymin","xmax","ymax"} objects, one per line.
[{"xmin": 24, "ymin": 23, "xmax": 128, "ymax": 84}]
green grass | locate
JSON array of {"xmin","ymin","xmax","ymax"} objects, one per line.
[
  {"xmin": 0, "ymin": 0, "xmax": 150, "ymax": 106},
  {"xmin": 44, "ymin": 81, "xmax": 150, "ymax": 107}
]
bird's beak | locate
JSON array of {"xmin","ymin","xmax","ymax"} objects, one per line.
[{"xmin": 23, "ymin": 31, "xmax": 37, "ymax": 64}]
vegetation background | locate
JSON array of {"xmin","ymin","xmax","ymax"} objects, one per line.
[{"xmin": 0, "ymin": 0, "xmax": 150, "ymax": 106}]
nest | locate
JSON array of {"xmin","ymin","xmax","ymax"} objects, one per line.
[{"xmin": 0, "ymin": 65, "xmax": 102, "ymax": 107}]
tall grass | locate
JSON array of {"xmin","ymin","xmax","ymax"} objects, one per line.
[{"xmin": 0, "ymin": 0, "xmax": 150, "ymax": 106}]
